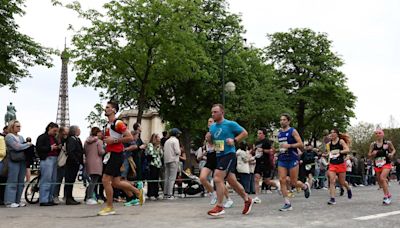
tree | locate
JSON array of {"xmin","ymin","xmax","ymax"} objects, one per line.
[
  {"xmin": 0, "ymin": 0, "xmax": 53, "ymax": 91},
  {"xmin": 265, "ymin": 28, "xmax": 356, "ymax": 137},
  {"xmin": 348, "ymin": 122, "xmax": 376, "ymax": 156},
  {"xmin": 85, "ymin": 102, "xmax": 108, "ymax": 129},
  {"xmin": 57, "ymin": 0, "xmax": 211, "ymax": 124}
]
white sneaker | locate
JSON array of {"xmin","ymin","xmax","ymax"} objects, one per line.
[
  {"xmin": 266, "ymin": 190, "xmax": 273, "ymax": 194},
  {"xmin": 7, "ymin": 203, "xmax": 20, "ymax": 208},
  {"xmin": 19, "ymin": 202, "xmax": 26, "ymax": 207},
  {"xmin": 210, "ymin": 192, "xmax": 217, "ymax": 205},
  {"xmin": 253, "ymin": 197, "xmax": 262, "ymax": 204},
  {"xmin": 149, "ymin": 196, "xmax": 157, "ymax": 201},
  {"xmin": 86, "ymin": 198, "xmax": 98, "ymax": 205},
  {"xmin": 223, "ymin": 198, "xmax": 234, "ymax": 208}
]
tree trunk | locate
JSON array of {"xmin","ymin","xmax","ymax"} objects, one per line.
[
  {"xmin": 297, "ymin": 100, "xmax": 306, "ymax": 138},
  {"xmin": 136, "ymin": 83, "xmax": 146, "ymax": 124}
]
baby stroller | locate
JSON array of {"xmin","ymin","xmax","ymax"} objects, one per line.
[{"xmin": 179, "ymin": 170, "xmax": 205, "ymax": 197}]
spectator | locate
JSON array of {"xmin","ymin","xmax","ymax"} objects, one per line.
[
  {"xmin": 300, "ymin": 144, "xmax": 318, "ymax": 188},
  {"xmin": 163, "ymin": 128, "xmax": 181, "ymax": 199},
  {"xmin": 161, "ymin": 131, "xmax": 168, "ymax": 148},
  {"xmin": 24, "ymin": 137, "xmax": 35, "ymax": 182},
  {"xmin": 1, "ymin": 126, "xmax": 8, "ymax": 137},
  {"xmin": 4, "ymin": 120, "xmax": 32, "ymax": 208},
  {"xmin": 64, "ymin": 125, "xmax": 84, "ymax": 205},
  {"xmin": 132, "ymin": 123, "xmax": 146, "ymax": 182},
  {"xmin": 0, "ymin": 132, "xmax": 7, "ymax": 205},
  {"xmin": 84, "ymin": 127, "xmax": 105, "ymax": 205},
  {"xmin": 345, "ymin": 155, "xmax": 353, "ymax": 185},
  {"xmin": 53, "ymin": 126, "xmax": 69, "ymax": 203},
  {"xmin": 236, "ymin": 142, "xmax": 251, "ymax": 194},
  {"xmin": 36, "ymin": 122, "xmax": 60, "ymax": 206},
  {"xmin": 146, "ymin": 133, "xmax": 163, "ymax": 200}
]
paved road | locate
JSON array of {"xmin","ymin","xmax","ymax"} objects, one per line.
[{"xmin": 1, "ymin": 184, "xmax": 400, "ymax": 228}]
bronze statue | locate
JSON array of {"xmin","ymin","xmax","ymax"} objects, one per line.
[{"xmin": 4, "ymin": 102, "xmax": 17, "ymax": 125}]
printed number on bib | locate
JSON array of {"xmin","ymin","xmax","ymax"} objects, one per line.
[
  {"xmin": 214, "ymin": 140, "xmax": 225, "ymax": 153},
  {"xmin": 375, "ymin": 157, "xmax": 386, "ymax": 168}
]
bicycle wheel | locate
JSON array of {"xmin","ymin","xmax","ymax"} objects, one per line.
[{"xmin": 25, "ymin": 176, "xmax": 40, "ymax": 204}]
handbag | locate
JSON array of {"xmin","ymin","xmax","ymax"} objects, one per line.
[
  {"xmin": 9, "ymin": 150, "xmax": 26, "ymax": 162},
  {"xmin": 57, "ymin": 144, "xmax": 68, "ymax": 167}
]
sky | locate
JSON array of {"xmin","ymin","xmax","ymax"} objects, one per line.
[{"xmin": 1, "ymin": 0, "xmax": 400, "ymax": 141}]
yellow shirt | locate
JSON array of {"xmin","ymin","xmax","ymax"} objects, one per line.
[{"xmin": 0, "ymin": 136, "xmax": 6, "ymax": 161}]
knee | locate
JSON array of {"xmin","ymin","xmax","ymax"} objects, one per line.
[{"xmin": 279, "ymin": 176, "xmax": 286, "ymax": 184}]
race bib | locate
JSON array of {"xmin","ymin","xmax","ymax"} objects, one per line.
[
  {"xmin": 278, "ymin": 141, "xmax": 288, "ymax": 154},
  {"xmin": 103, "ymin": 152, "xmax": 111, "ymax": 164},
  {"xmin": 329, "ymin": 149, "xmax": 340, "ymax": 159},
  {"xmin": 375, "ymin": 157, "xmax": 386, "ymax": 167},
  {"xmin": 214, "ymin": 140, "xmax": 225, "ymax": 153}
]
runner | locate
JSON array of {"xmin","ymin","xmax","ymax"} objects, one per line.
[
  {"xmin": 368, "ymin": 129, "xmax": 396, "ymax": 205},
  {"xmin": 199, "ymin": 118, "xmax": 233, "ymax": 208},
  {"xmin": 206, "ymin": 104, "xmax": 253, "ymax": 216},
  {"xmin": 98, "ymin": 101, "xmax": 144, "ymax": 216},
  {"xmin": 253, "ymin": 128, "xmax": 278, "ymax": 204},
  {"xmin": 326, "ymin": 128, "xmax": 352, "ymax": 205},
  {"xmin": 277, "ymin": 113, "xmax": 310, "ymax": 211}
]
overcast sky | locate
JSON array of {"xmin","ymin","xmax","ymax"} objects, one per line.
[{"xmin": 1, "ymin": 0, "xmax": 399, "ymax": 141}]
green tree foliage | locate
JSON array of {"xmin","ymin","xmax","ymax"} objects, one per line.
[
  {"xmin": 0, "ymin": 0, "xmax": 53, "ymax": 91},
  {"xmin": 348, "ymin": 122, "xmax": 376, "ymax": 156},
  {"xmin": 59, "ymin": 0, "xmax": 212, "ymax": 124},
  {"xmin": 265, "ymin": 28, "xmax": 356, "ymax": 138}
]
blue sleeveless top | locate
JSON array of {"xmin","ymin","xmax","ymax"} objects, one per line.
[{"xmin": 277, "ymin": 127, "xmax": 298, "ymax": 161}]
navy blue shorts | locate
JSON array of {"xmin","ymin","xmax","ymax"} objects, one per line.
[
  {"xmin": 278, "ymin": 159, "xmax": 299, "ymax": 170},
  {"xmin": 216, "ymin": 153, "xmax": 237, "ymax": 174}
]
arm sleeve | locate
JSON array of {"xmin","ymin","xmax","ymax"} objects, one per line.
[
  {"xmin": 5, "ymin": 135, "xmax": 29, "ymax": 151},
  {"xmin": 174, "ymin": 139, "xmax": 181, "ymax": 156},
  {"xmin": 97, "ymin": 140, "xmax": 105, "ymax": 156}
]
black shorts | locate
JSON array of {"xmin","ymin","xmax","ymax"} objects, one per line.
[
  {"xmin": 204, "ymin": 152, "xmax": 217, "ymax": 170},
  {"xmin": 216, "ymin": 153, "xmax": 237, "ymax": 174},
  {"xmin": 104, "ymin": 152, "xmax": 123, "ymax": 177},
  {"xmin": 255, "ymin": 163, "xmax": 273, "ymax": 179}
]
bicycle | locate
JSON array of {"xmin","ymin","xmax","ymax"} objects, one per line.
[{"xmin": 25, "ymin": 170, "xmax": 40, "ymax": 204}]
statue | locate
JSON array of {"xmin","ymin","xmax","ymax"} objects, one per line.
[{"xmin": 4, "ymin": 102, "xmax": 17, "ymax": 126}]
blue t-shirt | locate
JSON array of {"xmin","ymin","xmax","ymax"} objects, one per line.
[
  {"xmin": 277, "ymin": 127, "xmax": 299, "ymax": 161},
  {"xmin": 209, "ymin": 119, "xmax": 244, "ymax": 157}
]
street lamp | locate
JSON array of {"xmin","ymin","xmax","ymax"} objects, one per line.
[{"xmin": 221, "ymin": 38, "xmax": 246, "ymax": 107}]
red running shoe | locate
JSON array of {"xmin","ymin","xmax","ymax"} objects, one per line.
[
  {"xmin": 207, "ymin": 205, "xmax": 225, "ymax": 216},
  {"xmin": 242, "ymin": 198, "xmax": 254, "ymax": 215}
]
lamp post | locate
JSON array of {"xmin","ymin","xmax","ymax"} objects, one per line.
[
  {"xmin": 220, "ymin": 38, "xmax": 246, "ymax": 106},
  {"xmin": 221, "ymin": 45, "xmax": 236, "ymax": 107}
]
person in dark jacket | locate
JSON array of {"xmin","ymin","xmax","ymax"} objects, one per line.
[
  {"xmin": 36, "ymin": 122, "xmax": 60, "ymax": 206},
  {"xmin": 64, "ymin": 125, "xmax": 84, "ymax": 205}
]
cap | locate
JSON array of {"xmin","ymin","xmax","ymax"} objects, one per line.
[{"xmin": 170, "ymin": 128, "xmax": 182, "ymax": 136}]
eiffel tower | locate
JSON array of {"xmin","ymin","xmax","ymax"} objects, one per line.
[{"xmin": 56, "ymin": 41, "xmax": 70, "ymax": 127}]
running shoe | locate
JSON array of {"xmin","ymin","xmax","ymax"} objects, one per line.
[
  {"xmin": 383, "ymin": 197, "xmax": 391, "ymax": 205},
  {"xmin": 124, "ymin": 199, "xmax": 139, "ymax": 207},
  {"xmin": 224, "ymin": 198, "xmax": 234, "ymax": 208},
  {"xmin": 347, "ymin": 189, "xmax": 352, "ymax": 199},
  {"xmin": 210, "ymin": 192, "xmax": 217, "ymax": 205},
  {"xmin": 253, "ymin": 197, "xmax": 262, "ymax": 204},
  {"xmin": 279, "ymin": 203, "xmax": 293, "ymax": 211},
  {"xmin": 137, "ymin": 181, "xmax": 144, "ymax": 190},
  {"xmin": 207, "ymin": 205, "xmax": 225, "ymax": 216},
  {"xmin": 86, "ymin": 198, "xmax": 98, "ymax": 205},
  {"xmin": 6, "ymin": 203, "xmax": 19, "ymax": 208},
  {"xmin": 327, "ymin": 198, "xmax": 336, "ymax": 205},
  {"xmin": 98, "ymin": 207, "xmax": 116, "ymax": 216},
  {"xmin": 139, "ymin": 188, "xmax": 145, "ymax": 205},
  {"xmin": 304, "ymin": 182, "xmax": 311, "ymax": 198},
  {"xmin": 242, "ymin": 198, "xmax": 254, "ymax": 215}
]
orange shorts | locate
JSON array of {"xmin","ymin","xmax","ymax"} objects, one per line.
[
  {"xmin": 328, "ymin": 163, "xmax": 346, "ymax": 173},
  {"xmin": 374, "ymin": 164, "xmax": 392, "ymax": 173}
]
